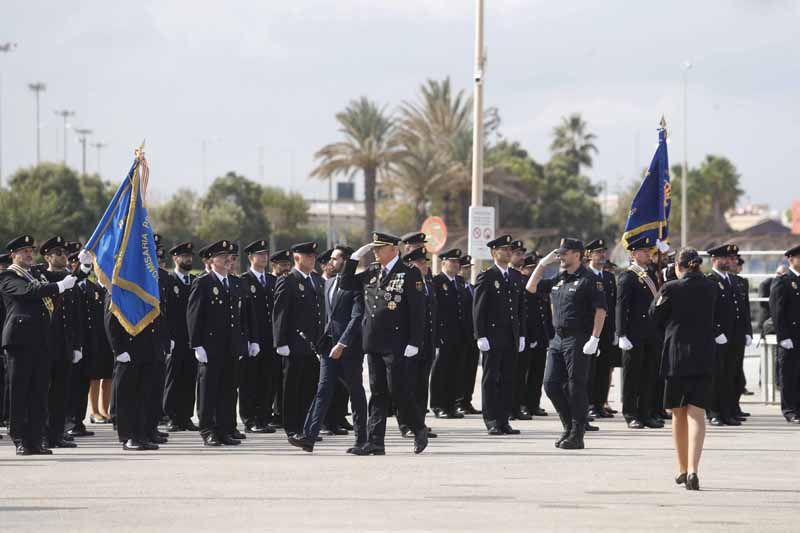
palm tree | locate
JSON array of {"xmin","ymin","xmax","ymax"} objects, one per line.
[
  {"xmin": 311, "ymin": 97, "xmax": 402, "ymax": 240},
  {"xmin": 549, "ymin": 113, "xmax": 598, "ymax": 176}
]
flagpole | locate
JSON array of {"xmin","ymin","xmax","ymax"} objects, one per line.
[{"xmin": 681, "ymin": 62, "xmax": 692, "ymax": 246}]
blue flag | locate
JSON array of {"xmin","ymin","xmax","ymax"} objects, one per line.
[
  {"xmin": 621, "ymin": 118, "xmax": 671, "ymax": 248},
  {"xmin": 85, "ymin": 150, "xmax": 160, "ymax": 336}
]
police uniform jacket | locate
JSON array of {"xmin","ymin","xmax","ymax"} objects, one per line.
[
  {"xmin": 589, "ymin": 267, "xmax": 616, "ymax": 345},
  {"xmin": 166, "ymin": 271, "xmax": 194, "ymax": 350},
  {"xmin": 272, "ymin": 268, "xmax": 325, "ymax": 355},
  {"xmin": 707, "ymin": 270, "xmax": 747, "ymax": 344},
  {"xmin": 540, "ymin": 265, "xmax": 606, "ymax": 339},
  {"xmin": 433, "ymin": 273, "xmax": 463, "ymax": 346},
  {"xmin": 339, "ymin": 257, "xmax": 425, "ymax": 355},
  {"xmin": 41, "ymin": 269, "xmax": 83, "ymax": 359},
  {"xmin": 77, "ymin": 280, "xmax": 113, "ymax": 377},
  {"xmin": 240, "ymin": 270, "xmax": 275, "ymax": 349},
  {"xmin": 104, "ymin": 292, "xmax": 160, "ymax": 360},
  {"xmin": 187, "ymin": 272, "xmax": 254, "ymax": 358},
  {"xmin": 770, "ymin": 269, "xmax": 800, "ymax": 345},
  {"xmin": 616, "ymin": 267, "xmax": 658, "ymax": 345},
  {"xmin": 153, "ymin": 267, "xmax": 171, "ymax": 354},
  {"xmin": 456, "ymin": 276, "xmax": 475, "ymax": 341},
  {"xmin": 650, "ymin": 271, "xmax": 718, "ymax": 377},
  {"xmin": 732, "ymin": 273, "xmax": 753, "ymax": 339},
  {"xmin": 473, "ymin": 264, "xmax": 525, "ymax": 346},
  {"xmin": 421, "ymin": 274, "xmax": 438, "ymax": 354},
  {"xmin": 0, "ymin": 269, "xmax": 61, "ymax": 350}
]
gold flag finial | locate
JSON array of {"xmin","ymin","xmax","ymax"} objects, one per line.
[{"xmin": 659, "ymin": 115, "xmax": 667, "ymax": 129}]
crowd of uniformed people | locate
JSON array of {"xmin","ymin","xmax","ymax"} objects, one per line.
[{"xmin": 1, "ymin": 229, "xmax": 798, "ymax": 460}]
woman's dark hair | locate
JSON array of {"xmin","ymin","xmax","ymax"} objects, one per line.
[{"xmin": 677, "ymin": 247, "xmax": 702, "ymax": 271}]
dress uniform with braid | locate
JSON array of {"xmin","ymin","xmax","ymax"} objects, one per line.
[{"xmin": 770, "ymin": 245, "xmax": 800, "ymax": 423}]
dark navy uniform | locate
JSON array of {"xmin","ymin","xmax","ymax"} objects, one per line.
[
  {"xmin": 455, "ymin": 257, "xmax": 481, "ymax": 414},
  {"xmin": 518, "ymin": 253, "xmax": 552, "ymax": 416},
  {"xmin": 731, "ymin": 271, "xmax": 753, "ymax": 415},
  {"xmin": 146, "ymin": 264, "xmax": 171, "ymax": 439},
  {"xmin": 164, "ymin": 267, "xmax": 196, "ymax": 430},
  {"xmin": 588, "ymin": 265, "xmax": 617, "ymax": 415},
  {"xmin": 431, "ymin": 260, "xmax": 465, "ymax": 417},
  {"xmin": 770, "ymin": 248, "xmax": 800, "ymax": 422}
]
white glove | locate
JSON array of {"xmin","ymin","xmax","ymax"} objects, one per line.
[
  {"xmin": 518, "ymin": 337, "xmax": 526, "ymax": 353},
  {"xmin": 477, "ymin": 337, "xmax": 490, "ymax": 352},
  {"xmin": 780, "ymin": 339, "xmax": 794, "ymax": 350},
  {"xmin": 194, "ymin": 346, "xmax": 208, "ymax": 363},
  {"xmin": 583, "ymin": 336, "xmax": 600, "ymax": 355},
  {"xmin": 276, "ymin": 345, "xmax": 290, "ymax": 357},
  {"xmin": 57, "ymin": 275, "xmax": 77, "ymax": 293},
  {"xmin": 79, "ymin": 263, "xmax": 92, "ymax": 274},
  {"xmin": 169, "ymin": 340, "xmax": 175, "ymax": 355},
  {"xmin": 715, "ymin": 334, "xmax": 728, "ymax": 345},
  {"xmin": 656, "ymin": 239, "xmax": 670, "ymax": 253},
  {"xmin": 403, "ymin": 345, "xmax": 419, "ymax": 358},
  {"xmin": 351, "ymin": 243, "xmax": 375, "ymax": 261},
  {"xmin": 72, "ymin": 350, "xmax": 83, "ymax": 364},
  {"xmin": 248, "ymin": 342, "xmax": 260, "ymax": 357},
  {"xmin": 116, "ymin": 352, "xmax": 131, "ymax": 363},
  {"xmin": 78, "ymin": 249, "xmax": 92, "ymax": 265},
  {"xmin": 745, "ymin": 335, "xmax": 752, "ymax": 347},
  {"xmin": 540, "ymin": 249, "xmax": 559, "ymax": 267},
  {"xmin": 529, "ymin": 341, "xmax": 538, "ymax": 349},
  {"xmin": 618, "ymin": 336, "xmax": 634, "ymax": 351}
]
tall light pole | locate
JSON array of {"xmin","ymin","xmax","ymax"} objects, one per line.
[
  {"xmin": 681, "ymin": 61, "xmax": 692, "ymax": 246},
  {"xmin": 92, "ymin": 141, "xmax": 106, "ymax": 175},
  {"xmin": 0, "ymin": 42, "xmax": 18, "ymax": 187},
  {"xmin": 28, "ymin": 82, "xmax": 46, "ymax": 165},
  {"xmin": 470, "ymin": 0, "xmax": 485, "ymax": 281},
  {"xmin": 54, "ymin": 109, "xmax": 75, "ymax": 164},
  {"xmin": 74, "ymin": 128, "xmax": 92, "ymax": 177}
]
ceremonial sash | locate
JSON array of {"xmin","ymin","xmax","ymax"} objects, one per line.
[
  {"xmin": 8, "ymin": 264, "xmax": 55, "ymax": 316},
  {"xmin": 628, "ymin": 263, "xmax": 658, "ymax": 299}
]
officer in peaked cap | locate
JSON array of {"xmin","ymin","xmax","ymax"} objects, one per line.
[
  {"xmin": 518, "ymin": 251, "xmax": 550, "ymax": 418},
  {"xmin": 455, "ymin": 254, "xmax": 482, "ymax": 415},
  {"xmin": 506, "ymin": 241, "xmax": 531, "ymax": 420},
  {"xmin": 431, "ymin": 248, "xmax": 464, "ymax": 419},
  {"xmin": 337, "ymin": 232, "xmax": 428, "ymax": 455},
  {"xmin": 526, "ymin": 237, "xmax": 607, "ymax": 449},
  {"xmin": 473, "ymin": 235, "xmax": 526, "ymax": 435},
  {"xmin": 770, "ymin": 244, "xmax": 800, "ymax": 423},
  {"xmin": 729, "ymin": 252, "xmax": 753, "ymax": 418},
  {"xmin": 401, "ymin": 232, "xmax": 427, "ymax": 254},
  {"xmin": 318, "ymin": 248, "xmax": 335, "ymax": 280}
]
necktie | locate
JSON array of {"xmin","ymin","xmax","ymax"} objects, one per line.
[
  {"xmin": 306, "ymin": 274, "xmax": 315, "ymax": 291},
  {"xmin": 260, "ymin": 274, "xmax": 266, "ymax": 287},
  {"xmin": 503, "ymin": 271, "xmax": 509, "ymax": 283},
  {"xmin": 222, "ymin": 277, "xmax": 229, "ymax": 291},
  {"xmin": 424, "ymin": 280, "xmax": 430, "ymax": 296},
  {"xmin": 184, "ymin": 275, "xmax": 190, "ymax": 286}
]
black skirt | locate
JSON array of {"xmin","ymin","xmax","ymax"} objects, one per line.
[{"xmin": 663, "ymin": 375, "xmax": 711, "ymax": 410}]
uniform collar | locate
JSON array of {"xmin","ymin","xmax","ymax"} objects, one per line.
[
  {"xmin": 293, "ymin": 267, "xmax": 313, "ymax": 280},
  {"xmin": 493, "ymin": 262, "xmax": 508, "ymax": 276},
  {"xmin": 790, "ymin": 267, "xmax": 800, "ymax": 278},
  {"xmin": 212, "ymin": 270, "xmax": 228, "ymax": 284},
  {"xmin": 712, "ymin": 267, "xmax": 729, "ymax": 281},
  {"xmin": 250, "ymin": 267, "xmax": 266, "ymax": 278},
  {"xmin": 443, "ymin": 272, "xmax": 456, "ymax": 283},
  {"xmin": 381, "ymin": 254, "xmax": 399, "ymax": 273},
  {"xmin": 589, "ymin": 265, "xmax": 602, "ymax": 276}
]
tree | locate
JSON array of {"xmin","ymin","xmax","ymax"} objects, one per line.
[
  {"xmin": 550, "ymin": 113, "xmax": 598, "ymax": 176},
  {"xmin": 311, "ymin": 97, "xmax": 402, "ymax": 241},
  {"xmin": 201, "ymin": 172, "xmax": 271, "ymax": 245},
  {"xmin": 261, "ymin": 186, "xmax": 309, "ymax": 243},
  {"xmin": 195, "ymin": 200, "xmax": 246, "ymax": 244},
  {"xmin": 149, "ymin": 188, "xmax": 200, "ymax": 246}
]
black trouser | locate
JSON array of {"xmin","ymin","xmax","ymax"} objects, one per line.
[
  {"xmin": 69, "ymin": 358, "xmax": 90, "ymax": 428},
  {"xmin": 457, "ymin": 342, "xmax": 480, "ymax": 409},
  {"xmin": 5, "ymin": 345, "xmax": 51, "ymax": 448},
  {"xmin": 324, "ymin": 380, "xmax": 349, "ymax": 429},
  {"xmin": 367, "ymin": 351, "xmax": 423, "ymax": 446},
  {"xmin": 708, "ymin": 342, "xmax": 739, "ymax": 420},
  {"xmin": 544, "ymin": 334, "xmax": 590, "ymax": 427},
  {"xmin": 480, "ymin": 335, "xmax": 515, "ymax": 430},
  {"xmin": 269, "ymin": 351, "xmax": 283, "ymax": 423},
  {"xmin": 238, "ymin": 346, "xmax": 273, "ymax": 428},
  {"xmin": 526, "ymin": 343, "xmax": 547, "ymax": 411},
  {"xmin": 46, "ymin": 354, "xmax": 72, "ymax": 443},
  {"xmin": 304, "ymin": 350, "xmax": 367, "ymax": 443},
  {"xmin": 731, "ymin": 342, "xmax": 747, "ymax": 412},
  {"xmin": 589, "ymin": 338, "xmax": 613, "ymax": 409},
  {"xmin": 163, "ymin": 344, "xmax": 198, "ymax": 425},
  {"xmin": 399, "ymin": 349, "xmax": 433, "ymax": 432},
  {"xmin": 0, "ymin": 352, "xmax": 8, "ymax": 423},
  {"xmin": 621, "ymin": 337, "xmax": 660, "ymax": 421},
  {"xmin": 281, "ymin": 352, "xmax": 319, "ymax": 436},
  {"xmin": 113, "ymin": 353, "xmax": 156, "ymax": 443},
  {"xmin": 513, "ymin": 346, "xmax": 530, "ymax": 414},
  {"xmin": 430, "ymin": 340, "xmax": 461, "ymax": 412},
  {"xmin": 778, "ymin": 345, "xmax": 800, "ymax": 419},
  {"xmin": 197, "ymin": 351, "xmax": 237, "ymax": 439},
  {"xmin": 146, "ymin": 352, "xmax": 167, "ymax": 436}
]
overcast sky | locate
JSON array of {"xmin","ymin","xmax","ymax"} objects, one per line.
[{"xmin": 2, "ymin": 0, "xmax": 798, "ymax": 210}]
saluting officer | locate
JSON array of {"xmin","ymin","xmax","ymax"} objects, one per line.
[
  {"xmin": 526, "ymin": 238, "xmax": 607, "ymax": 450},
  {"xmin": 455, "ymin": 254, "xmax": 481, "ymax": 415},
  {"xmin": 339, "ymin": 232, "xmax": 428, "ymax": 455},
  {"xmin": 187, "ymin": 240, "xmax": 255, "ymax": 447},
  {"xmin": 430, "ymin": 248, "xmax": 465, "ymax": 419},
  {"xmin": 164, "ymin": 241, "xmax": 199, "ymax": 432},
  {"xmin": 473, "ymin": 235, "xmax": 526, "ymax": 436},
  {"xmin": 272, "ymin": 242, "xmax": 325, "ymax": 438},
  {"xmin": 1, "ymin": 235, "xmax": 77, "ymax": 455},
  {"xmin": 616, "ymin": 237, "xmax": 664, "ymax": 429},
  {"xmin": 769, "ymin": 244, "xmax": 800, "ymax": 424},
  {"xmin": 705, "ymin": 244, "xmax": 748, "ymax": 426},
  {"xmin": 238, "ymin": 240, "xmax": 277, "ymax": 434}
]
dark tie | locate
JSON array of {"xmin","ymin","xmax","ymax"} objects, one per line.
[
  {"xmin": 222, "ymin": 278, "xmax": 229, "ymax": 291},
  {"xmin": 503, "ymin": 271, "xmax": 509, "ymax": 283},
  {"xmin": 184, "ymin": 275, "xmax": 190, "ymax": 286},
  {"xmin": 306, "ymin": 275, "xmax": 315, "ymax": 291},
  {"xmin": 380, "ymin": 268, "xmax": 388, "ymax": 283},
  {"xmin": 260, "ymin": 274, "xmax": 266, "ymax": 287},
  {"xmin": 424, "ymin": 280, "xmax": 430, "ymax": 296}
]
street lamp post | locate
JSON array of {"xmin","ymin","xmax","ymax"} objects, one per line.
[
  {"xmin": 681, "ymin": 61, "xmax": 692, "ymax": 246},
  {"xmin": 54, "ymin": 109, "xmax": 75, "ymax": 164},
  {"xmin": 28, "ymin": 81, "xmax": 46, "ymax": 165},
  {"xmin": 92, "ymin": 141, "xmax": 106, "ymax": 175},
  {"xmin": 470, "ymin": 0, "xmax": 485, "ymax": 282},
  {"xmin": 0, "ymin": 42, "xmax": 18, "ymax": 187},
  {"xmin": 74, "ymin": 128, "xmax": 92, "ymax": 177}
]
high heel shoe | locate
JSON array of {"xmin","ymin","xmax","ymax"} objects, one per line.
[
  {"xmin": 685, "ymin": 473, "xmax": 700, "ymax": 491},
  {"xmin": 675, "ymin": 473, "xmax": 687, "ymax": 485}
]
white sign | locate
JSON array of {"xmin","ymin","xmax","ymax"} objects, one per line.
[{"xmin": 468, "ymin": 206, "xmax": 495, "ymax": 261}]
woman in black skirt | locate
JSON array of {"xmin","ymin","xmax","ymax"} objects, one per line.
[{"xmin": 650, "ymin": 248, "xmax": 717, "ymax": 491}]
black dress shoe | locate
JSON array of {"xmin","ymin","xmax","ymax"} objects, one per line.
[
  {"xmin": 426, "ymin": 428, "xmax": 438, "ymax": 438},
  {"xmin": 48, "ymin": 439, "xmax": 77, "ymax": 449},
  {"xmin": 604, "ymin": 406, "xmax": 618, "ymax": 415},
  {"xmin": 322, "ymin": 426, "xmax": 349, "ymax": 436},
  {"xmin": 220, "ymin": 435, "xmax": 241, "ymax": 445},
  {"xmin": 246, "ymin": 424, "xmax": 277, "ymax": 434},
  {"xmin": 675, "ymin": 473, "xmax": 687, "ymax": 485},
  {"xmin": 734, "ymin": 416, "xmax": 747, "ymax": 422},
  {"xmin": 346, "ymin": 443, "xmax": 368, "ymax": 454},
  {"xmin": 738, "ymin": 411, "xmax": 751, "ymax": 417},
  {"xmin": 501, "ymin": 425, "xmax": 521, "ymax": 435},
  {"xmin": 62, "ymin": 433, "xmax": 75, "ymax": 442},
  {"xmin": 203, "ymin": 435, "xmax": 222, "ymax": 447},
  {"xmin": 142, "ymin": 441, "xmax": 160, "ymax": 450},
  {"xmin": 584, "ymin": 422, "xmax": 599, "ymax": 432},
  {"xmin": 531, "ymin": 407, "xmax": 548, "ymax": 417},
  {"xmin": 462, "ymin": 404, "xmax": 482, "ymax": 415},
  {"xmin": 67, "ymin": 426, "xmax": 95, "ymax": 437},
  {"xmin": 487, "ymin": 427, "xmax": 505, "ymax": 436},
  {"xmin": 148, "ymin": 434, "xmax": 168, "ymax": 444},
  {"xmin": 627, "ymin": 419, "xmax": 645, "ymax": 429},
  {"xmin": 166, "ymin": 422, "xmax": 185, "ymax": 432},
  {"xmin": 723, "ymin": 418, "xmax": 741, "ymax": 426},
  {"xmin": 787, "ymin": 416, "xmax": 800, "ymax": 424},
  {"xmin": 709, "ymin": 417, "xmax": 725, "ymax": 426},
  {"xmin": 339, "ymin": 419, "xmax": 354, "ymax": 431},
  {"xmin": 449, "ymin": 410, "xmax": 464, "ymax": 419},
  {"xmin": 32, "ymin": 446, "xmax": 53, "ymax": 455},
  {"xmin": 414, "ymin": 431, "xmax": 428, "ymax": 454},
  {"xmin": 268, "ymin": 421, "xmax": 284, "ymax": 429},
  {"xmin": 642, "ymin": 417, "xmax": 664, "ymax": 429},
  {"xmin": 182, "ymin": 420, "xmax": 200, "ymax": 431},
  {"xmin": 122, "ymin": 439, "xmax": 146, "ymax": 451},
  {"xmin": 287, "ymin": 434, "xmax": 314, "ymax": 452},
  {"xmin": 232, "ymin": 430, "xmax": 247, "ymax": 440},
  {"xmin": 314, "ymin": 436, "xmax": 323, "ymax": 442},
  {"xmin": 685, "ymin": 473, "xmax": 700, "ymax": 491},
  {"xmin": 401, "ymin": 428, "xmax": 415, "ymax": 438},
  {"xmin": 512, "ymin": 411, "xmax": 532, "ymax": 421},
  {"xmin": 16, "ymin": 445, "xmax": 34, "ymax": 456},
  {"xmin": 155, "ymin": 430, "xmax": 170, "ymax": 438},
  {"xmin": 350, "ymin": 443, "xmax": 385, "ymax": 456},
  {"xmin": 656, "ymin": 409, "xmax": 671, "ymax": 420}
]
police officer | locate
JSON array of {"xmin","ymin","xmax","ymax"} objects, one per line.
[
  {"xmin": 706, "ymin": 243, "xmax": 748, "ymax": 426},
  {"xmin": 164, "ymin": 241, "xmax": 199, "ymax": 432},
  {"xmin": 430, "ymin": 248, "xmax": 465, "ymax": 419},
  {"xmin": 455, "ymin": 255, "xmax": 481, "ymax": 415},
  {"xmin": 0, "ymin": 252, "xmax": 10, "ymax": 429},
  {"xmin": 267, "ymin": 249, "xmax": 292, "ymax": 426},
  {"xmin": 526, "ymin": 238, "xmax": 607, "ymax": 449},
  {"xmin": 272, "ymin": 242, "xmax": 325, "ymax": 438},
  {"xmin": 474, "ymin": 235, "xmax": 526, "ymax": 436},
  {"xmin": 519, "ymin": 252, "xmax": 550, "ymax": 418},
  {"xmin": 401, "ymin": 232, "xmax": 427, "ymax": 256},
  {"xmin": 187, "ymin": 239, "xmax": 254, "ymax": 446},
  {"xmin": 1, "ymin": 235, "xmax": 77, "ymax": 454},
  {"xmin": 616, "ymin": 237, "xmax": 663, "ymax": 429},
  {"xmin": 339, "ymin": 233, "xmax": 428, "ymax": 455},
  {"xmin": 731, "ymin": 255, "xmax": 754, "ymax": 414},
  {"xmin": 145, "ymin": 242, "xmax": 171, "ymax": 445},
  {"xmin": 769, "ymin": 244, "xmax": 800, "ymax": 424},
  {"xmin": 584, "ymin": 239, "xmax": 617, "ymax": 420},
  {"xmin": 508, "ymin": 240, "xmax": 531, "ymax": 420},
  {"xmin": 238, "ymin": 240, "xmax": 277, "ymax": 434}
]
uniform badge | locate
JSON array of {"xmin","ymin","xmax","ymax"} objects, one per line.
[
  {"xmin": 416, "ymin": 281, "xmax": 423, "ymax": 292},
  {"xmin": 494, "ymin": 280, "xmax": 500, "ymax": 289},
  {"xmin": 238, "ymin": 300, "xmax": 242, "ymax": 308},
  {"xmin": 369, "ymin": 277, "xmax": 377, "ymax": 285},
  {"xmin": 718, "ymin": 282, "xmax": 724, "ymax": 290},
  {"xmin": 656, "ymin": 295, "xmax": 664, "ymax": 306},
  {"xmin": 250, "ymin": 285, "xmax": 256, "ymax": 294},
  {"xmin": 384, "ymin": 292, "xmax": 392, "ymax": 302},
  {"xmin": 596, "ymin": 281, "xmax": 604, "ymax": 291},
  {"xmin": 792, "ymin": 281, "xmax": 798, "ymax": 290},
  {"xmin": 173, "ymin": 285, "xmax": 180, "ymax": 295},
  {"xmin": 298, "ymin": 283, "xmax": 305, "ymax": 291},
  {"xmin": 94, "ymin": 292, "xmax": 100, "ymax": 301},
  {"xmin": 442, "ymin": 283, "xmax": 448, "ymax": 291},
  {"xmin": 213, "ymin": 287, "xmax": 219, "ymax": 295},
  {"xmin": 394, "ymin": 295, "xmax": 402, "ymax": 303},
  {"xmin": 388, "ymin": 301, "xmax": 397, "ymax": 310}
]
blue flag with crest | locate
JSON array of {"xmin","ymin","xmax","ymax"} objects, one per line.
[
  {"xmin": 621, "ymin": 118, "xmax": 671, "ymax": 248},
  {"xmin": 84, "ymin": 147, "xmax": 160, "ymax": 336}
]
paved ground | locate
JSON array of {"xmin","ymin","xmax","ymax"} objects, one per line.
[{"xmin": 1, "ymin": 382, "xmax": 798, "ymax": 532}]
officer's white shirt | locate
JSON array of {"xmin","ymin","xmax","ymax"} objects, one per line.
[
  {"xmin": 493, "ymin": 261, "xmax": 508, "ymax": 276},
  {"xmin": 381, "ymin": 254, "xmax": 400, "ymax": 274},
  {"xmin": 174, "ymin": 267, "xmax": 191, "ymax": 285},
  {"xmin": 211, "ymin": 270, "xmax": 228, "ymax": 285},
  {"xmin": 712, "ymin": 267, "xmax": 730, "ymax": 283},
  {"xmin": 589, "ymin": 265, "xmax": 603, "ymax": 277},
  {"xmin": 789, "ymin": 267, "xmax": 800, "ymax": 278}
]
